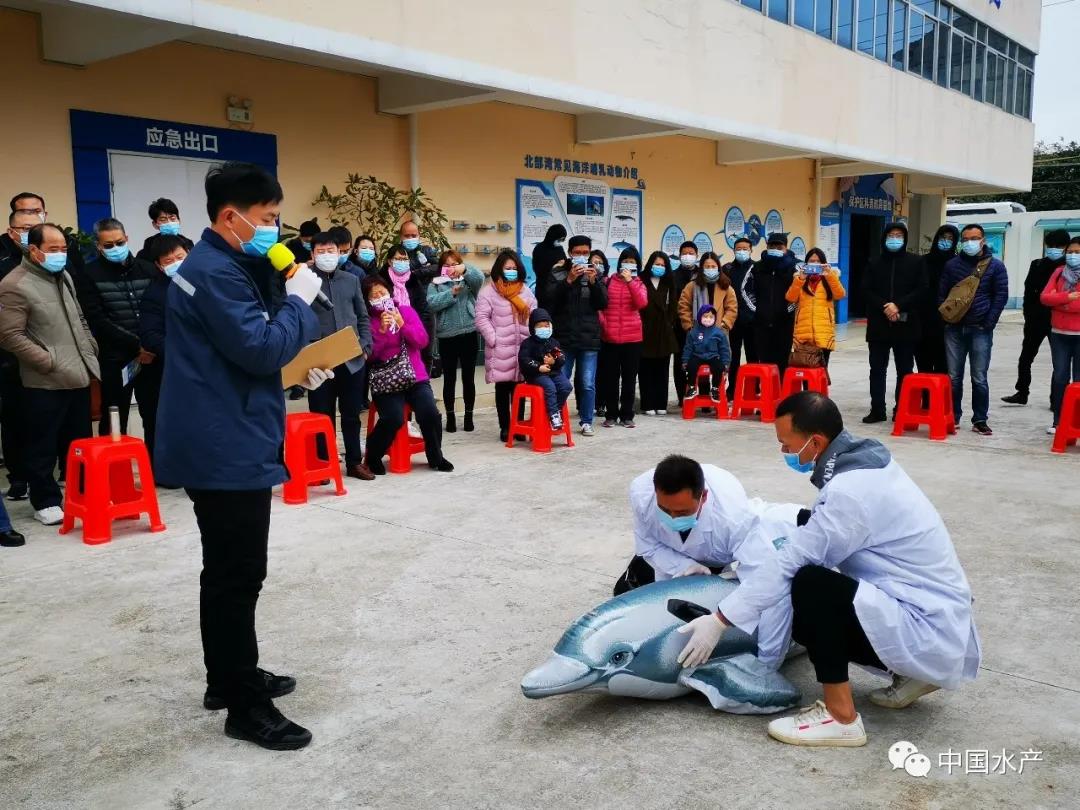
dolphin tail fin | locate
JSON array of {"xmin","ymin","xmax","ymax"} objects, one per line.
[{"xmin": 678, "ymin": 653, "xmax": 801, "ymax": 715}]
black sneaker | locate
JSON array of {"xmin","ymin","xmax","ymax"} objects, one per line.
[
  {"xmin": 710, "ymin": 388, "xmax": 722, "ymax": 402},
  {"xmin": 861, "ymin": 411, "xmax": 887, "ymax": 424},
  {"xmin": 204, "ymin": 668, "xmax": 296, "ymax": 711},
  {"xmin": 1001, "ymin": 392, "xmax": 1027, "ymax": 405},
  {"xmin": 685, "ymin": 386, "xmax": 698, "ymax": 400},
  {"xmin": 5, "ymin": 482, "xmax": 27, "ymax": 501},
  {"xmin": 0, "ymin": 529, "xmax": 26, "ymax": 547},
  {"xmin": 224, "ymin": 702, "xmax": 312, "ymax": 751},
  {"xmin": 972, "ymin": 421, "xmax": 993, "ymax": 436}
]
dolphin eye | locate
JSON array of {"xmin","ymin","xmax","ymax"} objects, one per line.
[{"xmin": 609, "ymin": 650, "xmax": 632, "ymax": 667}]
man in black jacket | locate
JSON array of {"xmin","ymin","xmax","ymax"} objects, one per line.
[
  {"xmin": 136, "ymin": 198, "xmax": 195, "ymax": 263},
  {"xmin": 81, "ymin": 217, "xmax": 156, "ymax": 437},
  {"xmin": 860, "ymin": 222, "xmax": 927, "ymax": 423},
  {"xmin": 1002, "ymin": 228, "xmax": 1070, "ymax": 406},
  {"xmin": 545, "ymin": 235, "xmax": 608, "ymax": 435},
  {"xmin": 724, "ymin": 236, "xmax": 757, "ymax": 398},
  {"xmin": 745, "ymin": 232, "xmax": 798, "ymax": 376},
  {"xmin": 915, "ymin": 224, "xmax": 958, "ymax": 377}
]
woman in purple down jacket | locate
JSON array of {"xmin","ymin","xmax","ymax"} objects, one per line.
[
  {"xmin": 474, "ymin": 250, "xmax": 537, "ymax": 441},
  {"xmin": 362, "ymin": 276, "xmax": 453, "ymax": 475}
]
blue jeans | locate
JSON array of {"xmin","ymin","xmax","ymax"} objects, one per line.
[
  {"xmin": 535, "ymin": 372, "xmax": 573, "ymax": 419},
  {"xmin": 1049, "ymin": 332, "xmax": 1080, "ymax": 424},
  {"xmin": 562, "ymin": 349, "xmax": 598, "ymax": 425},
  {"xmin": 945, "ymin": 325, "xmax": 994, "ymax": 424},
  {"xmin": 0, "ymin": 493, "xmax": 11, "ymax": 532}
]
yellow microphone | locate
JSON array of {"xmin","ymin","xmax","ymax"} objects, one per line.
[{"xmin": 267, "ymin": 242, "xmax": 334, "ymax": 309}]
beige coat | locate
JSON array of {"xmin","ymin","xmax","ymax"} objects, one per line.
[
  {"xmin": 0, "ymin": 258, "xmax": 100, "ymax": 390},
  {"xmin": 679, "ymin": 280, "xmax": 738, "ymax": 332}
]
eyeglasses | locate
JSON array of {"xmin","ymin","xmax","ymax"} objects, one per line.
[
  {"xmin": 14, "ymin": 207, "xmax": 43, "ymax": 216},
  {"xmin": 99, "ymin": 238, "xmax": 128, "ymax": 249},
  {"xmin": 8, "ymin": 225, "xmax": 32, "ymax": 234}
]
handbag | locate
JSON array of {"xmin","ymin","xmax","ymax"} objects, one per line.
[
  {"xmin": 939, "ymin": 257, "xmax": 991, "ymax": 324},
  {"xmin": 369, "ymin": 340, "xmax": 416, "ymax": 395},
  {"xmin": 788, "ymin": 340, "xmax": 824, "ymax": 369}
]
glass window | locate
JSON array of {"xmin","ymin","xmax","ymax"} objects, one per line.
[
  {"xmin": 795, "ymin": 0, "xmax": 814, "ymax": 29},
  {"xmin": 974, "ymin": 42, "xmax": 985, "ymax": 100},
  {"xmin": 961, "ymin": 38, "xmax": 973, "ymax": 95},
  {"xmin": 953, "ymin": 11, "xmax": 974, "ymax": 35},
  {"xmin": 988, "ymin": 29, "xmax": 1007, "ymax": 53},
  {"xmin": 950, "ymin": 32, "xmax": 963, "ymax": 91},
  {"xmin": 985, "ymin": 53, "xmax": 999, "ymax": 107},
  {"xmin": 977, "ymin": 22, "xmax": 987, "ymax": 43},
  {"xmin": 936, "ymin": 26, "xmax": 949, "ymax": 86},
  {"xmin": 939, "ymin": 2, "xmax": 951, "ymax": 23},
  {"xmin": 922, "ymin": 19, "xmax": 936, "ymax": 81},
  {"xmin": 742, "ymin": 0, "xmax": 764, "ymax": 11},
  {"xmin": 875, "ymin": 0, "xmax": 890, "ymax": 61},
  {"xmin": 1018, "ymin": 48, "xmax": 1034, "ymax": 69},
  {"xmin": 908, "ymin": 11, "xmax": 923, "ymax": 75},
  {"xmin": 1008, "ymin": 62, "xmax": 1019, "ymax": 114},
  {"xmin": 838, "ymin": 0, "xmax": 855, "ymax": 47},
  {"xmin": 857, "ymin": 0, "xmax": 875, "ymax": 53},
  {"xmin": 767, "ymin": 0, "xmax": 788, "ymax": 22},
  {"xmin": 816, "ymin": 0, "xmax": 834, "ymax": 38},
  {"xmin": 994, "ymin": 56, "xmax": 1006, "ymax": 108},
  {"xmin": 913, "ymin": 0, "xmax": 935, "ymax": 12},
  {"xmin": 1023, "ymin": 69, "xmax": 1033, "ymax": 119},
  {"xmin": 892, "ymin": 0, "xmax": 907, "ymax": 70}
]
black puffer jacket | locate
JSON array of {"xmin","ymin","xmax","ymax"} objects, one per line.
[
  {"xmin": 862, "ymin": 222, "xmax": 927, "ymax": 343},
  {"xmin": 544, "ymin": 262, "xmax": 608, "ymax": 351},
  {"xmin": 919, "ymin": 224, "xmax": 958, "ymax": 339},
  {"xmin": 80, "ymin": 253, "xmax": 155, "ymax": 359},
  {"xmin": 724, "ymin": 258, "xmax": 756, "ymax": 327},
  {"xmin": 744, "ymin": 250, "xmax": 798, "ymax": 327}
]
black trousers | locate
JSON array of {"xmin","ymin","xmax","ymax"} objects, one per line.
[
  {"xmin": 868, "ymin": 339, "xmax": 916, "ymax": 414},
  {"xmin": 368, "ymin": 381, "xmax": 444, "ymax": 465},
  {"xmin": 189, "ymin": 487, "xmax": 273, "ymax": 710},
  {"xmin": 420, "ymin": 311, "xmax": 436, "ymax": 373},
  {"xmin": 672, "ymin": 328, "xmax": 688, "ymax": 403},
  {"xmin": 1012, "ymin": 317, "xmax": 1052, "ymax": 396},
  {"xmin": 308, "ymin": 363, "xmax": 364, "ymax": 468},
  {"xmin": 686, "ymin": 357, "xmax": 725, "ymax": 391},
  {"xmin": 600, "ymin": 341, "xmax": 642, "ymax": 422},
  {"xmin": 438, "ymin": 332, "xmax": 479, "ymax": 413},
  {"xmin": 791, "ymin": 565, "xmax": 884, "ymax": 684},
  {"xmin": 23, "ymin": 386, "xmax": 91, "ymax": 511},
  {"xmin": 915, "ymin": 330, "xmax": 948, "ymax": 377},
  {"xmin": 137, "ymin": 362, "xmax": 163, "ymax": 465},
  {"xmin": 754, "ymin": 321, "xmax": 795, "ymax": 377},
  {"xmin": 727, "ymin": 322, "xmax": 757, "ymax": 397},
  {"xmin": 638, "ymin": 355, "xmax": 671, "ymax": 411},
  {"xmin": 0, "ymin": 363, "xmax": 27, "ymax": 486},
  {"xmin": 98, "ymin": 356, "xmax": 156, "ymax": 437}
]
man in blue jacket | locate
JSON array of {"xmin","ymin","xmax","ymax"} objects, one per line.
[
  {"xmin": 156, "ymin": 162, "xmax": 326, "ymax": 750},
  {"xmin": 938, "ymin": 224, "xmax": 1009, "ymax": 436}
]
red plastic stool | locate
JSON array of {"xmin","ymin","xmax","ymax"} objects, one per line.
[
  {"xmin": 59, "ymin": 435, "xmax": 165, "ymax": 545},
  {"xmin": 283, "ymin": 412, "xmax": 347, "ymax": 504},
  {"xmin": 682, "ymin": 367, "xmax": 729, "ymax": 420},
  {"xmin": 892, "ymin": 373, "xmax": 956, "ymax": 441},
  {"xmin": 366, "ymin": 403, "xmax": 427, "ymax": 473},
  {"xmin": 1051, "ymin": 382, "xmax": 1080, "ymax": 454},
  {"xmin": 506, "ymin": 384, "xmax": 574, "ymax": 452},
  {"xmin": 731, "ymin": 363, "xmax": 781, "ymax": 422},
  {"xmin": 780, "ymin": 366, "xmax": 830, "ymax": 399}
]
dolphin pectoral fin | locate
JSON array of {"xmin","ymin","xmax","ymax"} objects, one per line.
[{"xmin": 678, "ymin": 653, "xmax": 801, "ymax": 715}]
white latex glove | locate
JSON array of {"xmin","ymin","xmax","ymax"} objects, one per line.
[
  {"xmin": 285, "ymin": 264, "xmax": 323, "ymax": 306},
  {"xmin": 676, "ymin": 613, "xmax": 727, "ymax": 668},
  {"xmin": 300, "ymin": 367, "xmax": 335, "ymax": 391},
  {"xmin": 674, "ymin": 562, "xmax": 712, "ymax": 578}
]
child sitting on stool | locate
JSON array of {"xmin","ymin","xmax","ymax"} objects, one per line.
[
  {"xmin": 519, "ymin": 308, "xmax": 573, "ymax": 430},
  {"xmin": 682, "ymin": 304, "xmax": 731, "ymax": 403}
]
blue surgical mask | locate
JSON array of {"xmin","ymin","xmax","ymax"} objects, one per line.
[
  {"xmin": 161, "ymin": 259, "xmax": 183, "ymax": 278},
  {"xmin": 230, "ymin": 210, "xmax": 279, "ymax": 257},
  {"xmin": 703, "ymin": 268, "xmax": 720, "ymax": 282},
  {"xmin": 734, "ymin": 249, "xmax": 750, "ymax": 262},
  {"xmin": 783, "ymin": 437, "xmax": 816, "ymax": 475},
  {"xmin": 620, "ymin": 262, "xmax": 637, "ymax": 274},
  {"xmin": 503, "ymin": 268, "xmax": 519, "ymax": 282},
  {"xmin": 680, "ymin": 255, "xmax": 696, "ymax": 267},
  {"xmin": 657, "ymin": 505, "xmax": 699, "ymax": 534},
  {"xmin": 40, "ymin": 251, "xmax": 67, "ymax": 274},
  {"xmin": 402, "ymin": 237, "xmax": 420, "ymax": 251},
  {"xmin": 767, "ymin": 248, "xmax": 784, "ymax": 258},
  {"xmin": 884, "ymin": 236, "xmax": 904, "ymax": 252},
  {"xmin": 650, "ymin": 265, "xmax": 666, "ymax": 278},
  {"xmin": 961, "ymin": 240, "xmax": 982, "ymax": 257},
  {"xmin": 1066, "ymin": 254, "xmax": 1080, "ymax": 269},
  {"xmin": 571, "ymin": 255, "xmax": 589, "ymax": 267},
  {"xmin": 158, "ymin": 221, "xmax": 181, "ymax": 236},
  {"xmin": 391, "ymin": 259, "xmax": 411, "ymax": 275},
  {"xmin": 937, "ymin": 238, "xmax": 954, "ymax": 252},
  {"xmin": 18, "ymin": 231, "xmax": 29, "ymax": 247},
  {"xmin": 1046, "ymin": 247, "xmax": 1065, "ymax": 261},
  {"xmin": 358, "ymin": 247, "xmax": 376, "ymax": 263},
  {"xmin": 535, "ymin": 326, "xmax": 553, "ymax": 340},
  {"xmin": 102, "ymin": 244, "xmax": 130, "ymax": 263},
  {"xmin": 337, "ymin": 254, "xmax": 349, "ymax": 267}
]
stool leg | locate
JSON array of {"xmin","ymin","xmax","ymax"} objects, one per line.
[
  {"xmin": 561, "ymin": 403, "xmax": 574, "ymax": 448},
  {"xmin": 80, "ymin": 461, "xmax": 114, "ymax": 545},
  {"xmin": 282, "ymin": 438, "xmax": 309, "ymax": 505},
  {"xmin": 389, "ymin": 425, "xmax": 413, "ymax": 473},
  {"xmin": 533, "ymin": 394, "xmax": 553, "ymax": 453},
  {"xmin": 58, "ymin": 455, "xmax": 81, "ymax": 536},
  {"xmin": 134, "ymin": 445, "xmax": 166, "ymax": 532}
]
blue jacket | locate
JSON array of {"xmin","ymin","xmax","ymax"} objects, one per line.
[
  {"xmin": 682, "ymin": 323, "xmax": 732, "ymax": 368},
  {"xmin": 938, "ymin": 247, "xmax": 1009, "ymax": 329},
  {"xmin": 138, "ymin": 273, "xmax": 170, "ymax": 357},
  {"xmin": 155, "ymin": 229, "xmax": 319, "ymax": 490}
]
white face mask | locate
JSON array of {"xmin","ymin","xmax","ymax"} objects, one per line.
[{"xmin": 314, "ymin": 253, "xmax": 339, "ymax": 273}]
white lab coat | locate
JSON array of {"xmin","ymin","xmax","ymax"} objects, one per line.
[
  {"xmin": 630, "ymin": 465, "xmax": 800, "ymax": 670},
  {"xmin": 719, "ymin": 459, "xmax": 982, "ymax": 689}
]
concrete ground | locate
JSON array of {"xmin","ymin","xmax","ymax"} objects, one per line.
[{"xmin": 1, "ymin": 317, "xmax": 1077, "ymax": 810}]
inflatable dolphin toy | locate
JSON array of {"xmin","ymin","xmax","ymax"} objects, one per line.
[{"xmin": 521, "ymin": 575, "xmax": 801, "ymax": 714}]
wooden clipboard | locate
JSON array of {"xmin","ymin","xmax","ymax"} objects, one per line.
[{"xmin": 281, "ymin": 327, "xmax": 362, "ymax": 388}]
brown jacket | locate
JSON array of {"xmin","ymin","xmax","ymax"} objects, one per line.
[
  {"xmin": 678, "ymin": 279, "xmax": 738, "ymax": 331},
  {"xmin": 0, "ymin": 257, "xmax": 100, "ymax": 390}
]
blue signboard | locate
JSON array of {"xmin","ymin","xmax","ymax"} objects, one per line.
[
  {"xmin": 765, "ymin": 209, "xmax": 784, "ymax": 241},
  {"xmin": 790, "ymin": 236, "xmax": 806, "ymax": 258},
  {"xmin": 661, "ymin": 224, "xmax": 686, "ymax": 259},
  {"xmin": 692, "ymin": 231, "xmax": 714, "ymax": 255},
  {"xmin": 721, "ymin": 206, "xmax": 745, "ymax": 248}
]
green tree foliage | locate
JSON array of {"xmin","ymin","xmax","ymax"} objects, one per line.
[{"xmin": 950, "ymin": 140, "xmax": 1080, "ymax": 211}]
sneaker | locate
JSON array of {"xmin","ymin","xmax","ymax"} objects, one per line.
[
  {"xmin": 1001, "ymin": 392, "xmax": 1028, "ymax": 405},
  {"xmin": 1047, "ymin": 424, "xmax": 1058, "ymax": 435},
  {"xmin": 5, "ymin": 482, "xmax": 28, "ymax": 501},
  {"xmin": 34, "ymin": 506, "xmax": 64, "ymax": 526},
  {"xmin": 685, "ymin": 386, "xmax": 698, "ymax": 400},
  {"xmin": 972, "ymin": 421, "xmax": 993, "ymax": 436},
  {"xmin": 580, "ymin": 423, "xmax": 594, "ymax": 437},
  {"xmin": 550, "ymin": 415, "xmax": 564, "ymax": 431},
  {"xmin": 0, "ymin": 529, "xmax": 26, "ymax": 548},
  {"xmin": 224, "ymin": 702, "xmax": 312, "ymax": 751},
  {"xmin": 407, "ymin": 421, "xmax": 422, "ymax": 439},
  {"xmin": 602, "ymin": 419, "xmax": 616, "ymax": 428},
  {"xmin": 657, "ymin": 409, "xmax": 667, "ymax": 415},
  {"xmin": 643, "ymin": 409, "xmax": 656, "ymax": 416},
  {"xmin": 861, "ymin": 411, "xmax": 887, "ymax": 424},
  {"xmin": 767, "ymin": 700, "xmax": 867, "ymax": 747},
  {"xmin": 623, "ymin": 420, "xmax": 636, "ymax": 429},
  {"xmin": 204, "ymin": 669, "xmax": 296, "ymax": 711},
  {"xmin": 710, "ymin": 388, "xmax": 721, "ymax": 402},
  {"xmin": 868, "ymin": 674, "xmax": 941, "ymax": 709}
]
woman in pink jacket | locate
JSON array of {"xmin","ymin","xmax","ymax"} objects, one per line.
[
  {"xmin": 1041, "ymin": 237, "xmax": 1080, "ymax": 434},
  {"xmin": 475, "ymin": 250, "xmax": 537, "ymax": 441},
  {"xmin": 599, "ymin": 247, "xmax": 648, "ymax": 427}
]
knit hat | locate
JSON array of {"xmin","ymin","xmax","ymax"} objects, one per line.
[
  {"xmin": 529, "ymin": 308, "xmax": 553, "ymax": 334},
  {"xmin": 697, "ymin": 304, "xmax": 717, "ymax": 324}
]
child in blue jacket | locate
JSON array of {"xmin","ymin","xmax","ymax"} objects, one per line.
[
  {"xmin": 519, "ymin": 308, "xmax": 573, "ymax": 429},
  {"xmin": 681, "ymin": 304, "xmax": 731, "ymax": 402}
]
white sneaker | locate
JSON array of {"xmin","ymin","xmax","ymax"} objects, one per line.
[
  {"xmin": 1047, "ymin": 425, "xmax": 1057, "ymax": 435},
  {"xmin": 643, "ymin": 409, "xmax": 656, "ymax": 416},
  {"xmin": 580, "ymin": 423, "xmax": 594, "ymax": 436},
  {"xmin": 34, "ymin": 506, "xmax": 65, "ymax": 526},
  {"xmin": 869, "ymin": 674, "xmax": 941, "ymax": 709},
  {"xmin": 656, "ymin": 409, "xmax": 667, "ymax": 415},
  {"xmin": 407, "ymin": 421, "xmax": 422, "ymax": 438},
  {"xmin": 767, "ymin": 700, "xmax": 867, "ymax": 747}
]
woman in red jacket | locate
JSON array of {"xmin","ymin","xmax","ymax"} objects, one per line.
[
  {"xmin": 1041, "ymin": 237, "xmax": 1080, "ymax": 434},
  {"xmin": 599, "ymin": 247, "xmax": 648, "ymax": 427}
]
